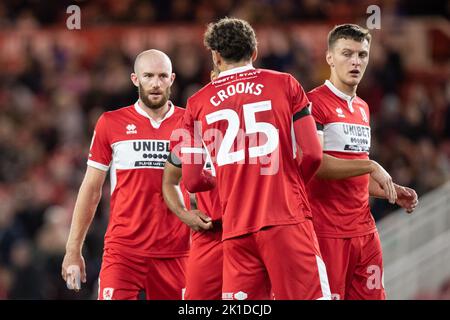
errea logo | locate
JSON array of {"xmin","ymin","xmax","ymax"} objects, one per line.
[
  {"xmin": 126, "ymin": 124, "xmax": 137, "ymax": 134},
  {"xmin": 336, "ymin": 107, "xmax": 345, "ymax": 118}
]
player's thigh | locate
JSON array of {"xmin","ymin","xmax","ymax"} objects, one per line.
[
  {"xmin": 222, "ymin": 234, "xmax": 271, "ymax": 300},
  {"xmin": 317, "ymin": 236, "xmax": 353, "ymax": 300},
  {"xmin": 347, "ymin": 232, "xmax": 386, "ymax": 300},
  {"xmin": 98, "ymin": 248, "xmax": 145, "ymax": 300},
  {"xmin": 260, "ymin": 221, "xmax": 330, "ymax": 300},
  {"xmin": 185, "ymin": 231, "xmax": 223, "ymax": 300},
  {"xmin": 145, "ymin": 257, "xmax": 187, "ymax": 300}
]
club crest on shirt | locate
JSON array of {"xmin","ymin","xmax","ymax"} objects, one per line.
[
  {"xmin": 359, "ymin": 107, "xmax": 369, "ymax": 123},
  {"xmin": 335, "ymin": 107, "xmax": 345, "ymax": 118},
  {"xmin": 103, "ymin": 287, "xmax": 114, "ymax": 300}
]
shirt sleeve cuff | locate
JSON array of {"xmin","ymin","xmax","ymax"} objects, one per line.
[{"xmin": 87, "ymin": 159, "xmax": 110, "ymax": 171}]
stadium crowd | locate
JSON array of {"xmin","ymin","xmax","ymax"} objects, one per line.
[
  {"xmin": 0, "ymin": 0, "xmax": 448, "ymax": 26},
  {"xmin": 0, "ymin": 0, "xmax": 449, "ymax": 299}
]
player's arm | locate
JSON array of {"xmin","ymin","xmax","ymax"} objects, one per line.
[
  {"xmin": 293, "ymin": 108, "xmax": 323, "ymax": 184},
  {"xmin": 314, "ymin": 129, "xmax": 376, "ymax": 179},
  {"xmin": 176, "ymin": 97, "xmax": 216, "ymax": 193},
  {"xmin": 162, "ymin": 154, "xmax": 212, "ymax": 231},
  {"xmin": 314, "ymin": 132, "xmax": 397, "ymax": 204},
  {"xmin": 62, "ymin": 166, "xmax": 107, "ymax": 290},
  {"xmin": 369, "ymin": 177, "xmax": 418, "ymax": 213},
  {"xmin": 180, "ymin": 148, "xmax": 216, "ymax": 192}
]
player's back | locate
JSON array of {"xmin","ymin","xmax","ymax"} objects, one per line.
[{"xmin": 186, "ymin": 66, "xmax": 312, "ymax": 240}]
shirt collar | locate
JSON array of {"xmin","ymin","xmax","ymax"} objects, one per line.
[
  {"xmin": 218, "ymin": 64, "xmax": 255, "ymax": 78},
  {"xmin": 324, "ymin": 80, "xmax": 355, "ymax": 112},
  {"xmin": 134, "ymin": 100, "xmax": 175, "ymax": 129}
]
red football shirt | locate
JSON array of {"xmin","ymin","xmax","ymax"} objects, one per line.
[
  {"xmin": 88, "ymin": 101, "xmax": 190, "ymax": 257},
  {"xmin": 179, "ymin": 66, "xmax": 312, "ymax": 240},
  {"xmin": 181, "ymin": 186, "xmax": 222, "ymax": 241},
  {"xmin": 307, "ymin": 80, "xmax": 377, "ymax": 238},
  {"xmin": 191, "ymin": 158, "xmax": 222, "ymax": 223}
]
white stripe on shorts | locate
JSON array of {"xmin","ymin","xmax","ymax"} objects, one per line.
[{"xmin": 316, "ymin": 255, "xmax": 332, "ymax": 300}]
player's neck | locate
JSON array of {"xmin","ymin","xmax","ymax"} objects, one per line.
[
  {"xmin": 139, "ymin": 100, "xmax": 170, "ymax": 121},
  {"xmin": 329, "ymin": 76, "xmax": 357, "ymax": 97},
  {"xmin": 219, "ymin": 60, "xmax": 252, "ymax": 73}
]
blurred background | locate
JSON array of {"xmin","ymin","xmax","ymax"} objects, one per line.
[{"xmin": 0, "ymin": 0, "xmax": 449, "ymax": 299}]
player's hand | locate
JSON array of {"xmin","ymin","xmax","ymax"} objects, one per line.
[
  {"xmin": 395, "ymin": 184, "xmax": 418, "ymax": 214},
  {"xmin": 61, "ymin": 251, "xmax": 87, "ymax": 291},
  {"xmin": 181, "ymin": 209, "xmax": 213, "ymax": 232},
  {"xmin": 370, "ymin": 161, "xmax": 397, "ymax": 204}
]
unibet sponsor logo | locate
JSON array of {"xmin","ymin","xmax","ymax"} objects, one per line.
[
  {"xmin": 342, "ymin": 124, "xmax": 370, "ymax": 138},
  {"xmin": 133, "ymin": 140, "xmax": 170, "ymax": 168},
  {"xmin": 342, "ymin": 124, "xmax": 370, "ymax": 152}
]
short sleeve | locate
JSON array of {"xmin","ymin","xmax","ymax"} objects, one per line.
[
  {"xmin": 171, "ymin": 98, "xmax": 204, "ymax": 158},
  {"xmin": 307, "ymin": 93, "xmax": 327, "ymax": 131},
  {"xmin": 87, "ymin": 113, "xmax": 112, "ymax": 171},
  {"xmin": 168, "ymin": 118, "xmax": 184, "ymax": 168},
  {"xmin": 288, "ymin": 74, "xmax": 311, "ymax": 117}
]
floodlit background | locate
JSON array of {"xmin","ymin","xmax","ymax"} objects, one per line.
[{"xmin": 0, "ymin": 0, "xmax": 449, "ymax": 299}]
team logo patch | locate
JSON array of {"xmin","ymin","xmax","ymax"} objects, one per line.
[
  {"xmin": 126, "ymin": 124, "xmax": 137, "ymax": 134},
  {"xmin": 359, "ymin": 107, "xmax": 369, "ymax": 123},
  {"xmin": 335, "ymin": 107, "xmax": 345, "ymax": 118},
  {"xmin": 103, "ymin": 287, "xmax": 114, "ymax": 300}
]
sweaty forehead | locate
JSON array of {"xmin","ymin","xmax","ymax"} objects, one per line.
[
  {"xmin": 134, "ymin": 53, "xmax": 172, "ymax": 75},
  {"xmin": 334, "ymin": 38, "xmax": 370, "ymax": 52}
]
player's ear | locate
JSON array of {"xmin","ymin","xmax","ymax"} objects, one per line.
[
  {"xmin": 326, "ymin": 50, "xmax": 334, "ymax": 68},
  {"xmin": 170, "ymin": 72, "xmax": 176, "ymax": 85},
  {"xmin": 131, "ymin": 73, "xmax": 139, "ymax": 87},
  {"xmin": 251, "ymin": 49, "xmax": 258, "ymax": 62},
  {"xmin": 211, "ymin": 51, "xmax": 221, "ymax": 68}
]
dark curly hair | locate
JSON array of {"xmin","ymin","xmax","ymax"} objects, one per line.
[
  {"xmin": 328, "ymin": 24, "xmax": 371, "ymax": 50},
  {"xmin": 204, "ymin": 17, "xmax": 257, "ymax": 63}
]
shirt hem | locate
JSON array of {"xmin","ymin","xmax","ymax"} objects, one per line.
[
  {"xmin": 104, "ymin": 244, "xmax": 190, "ymax": 258},
  {"xmin": 315, "ymin": 227, "xmax": 378, "ymax": 239},
  {"xmin": 222, "ymin": 218, "xmax": 304, "ymax": 241}
]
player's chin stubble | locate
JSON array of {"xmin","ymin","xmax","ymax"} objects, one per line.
[{"xmin": 139, "ymin": 84, "xmax": 171, "ymax": 110}]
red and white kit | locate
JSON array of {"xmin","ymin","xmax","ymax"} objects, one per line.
[
  {"xmin": 182, "ymin": 182, "xmax": 223, "ymax": 300},
  {"xmin": 307, "ymin": 80, "xmax": 386, "ymax": 300},
  {"xmin": 179, "ymin": 66, "xmax": 331, "ymax": 300},
  {"xmin": 89, "ymin": 101, "xmax": 190, "ymax": 300}
]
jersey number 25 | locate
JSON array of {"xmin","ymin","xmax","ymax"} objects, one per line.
[{"xmin": 205, "ymin": 100, "xmax": 279, "ymax": 166}]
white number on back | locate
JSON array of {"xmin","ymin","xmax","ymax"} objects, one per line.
[{"xmin": 205, "ymin": 100, "xmax": 279, "ymax": 166}]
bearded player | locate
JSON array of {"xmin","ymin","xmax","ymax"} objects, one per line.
[{"xmin": 61, "ymin": 50, "xmax": 190, "ymax": 300}]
